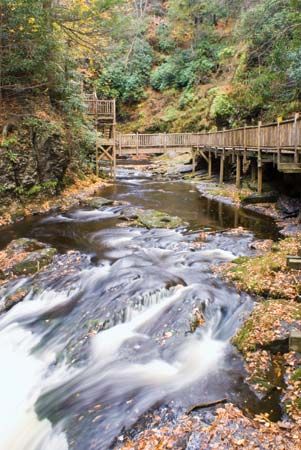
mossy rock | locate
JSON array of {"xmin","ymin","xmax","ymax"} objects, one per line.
[
  {"xmin": 119, "ymin": 207, "xmax": 140, "ymax": 221},
  {"xmin": 136, "ymin": 209, "xmax": 185, "ymax": 229},
  {"xmin": 83, "ymin": 197, "xmax": 114, "ymax": 208},
  {"xmin": 12, "ymin": 247, "xmax": 57, "ymax": 275},
  {"xmin": 232, "ymin": 256, "xmax": 250, "ymax": 265},
  {"xmin": 232, "ymin": 318, "xmax": 256, "ymax": 353},
  {"xmin": 250, "ymin": 376, "xmax": 275, "ymax": 393},
  {"xmin": 6, "ymin": 238, "xmax": 48, "ymax": 256}
]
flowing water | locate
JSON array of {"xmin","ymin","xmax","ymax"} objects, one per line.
[{"xmin": 0, "ymin": 170, "xmax": 280, "ymax": 450}]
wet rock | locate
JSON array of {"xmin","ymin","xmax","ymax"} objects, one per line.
[
  {"xmin": 11, "ymin": 247, "xmax": 57, "ymax": 276},
  {"xmin": 289, "ymin": 330, "xmax": 301, "ymax": 352},
  {"xmin": 136, "ymin": 209, "xmax": 185, "ymax": 229},
  {"xmin": 6, "ymin": 238, "xmax": 48, "ymax": 255},
  {"xmin": 249, "ymin": 239, "xmax": 273, "ymax": 254},
  {"xmin": 83, "ymin": 197, "xmax": 114, "ymax": 208},
  {"xmin": 0, "ymin": 238, "xmax": 57, "ymax": 280},
  {"xmin": 189, "ymin": 307, "xmax": 205, "ymax": 333},
  {"xmin": 119, "ymin": 207, "xmax": 185, "ymax": 229},
  {"xmin": 119, "ymin": 207, "xmax": 141, "ymax": 221},
  {"xmin": 0, "ymin": 118, "xmax": 69, "ymax": 197},
  {"xmin": 4, "ymin": 287, "xmax": 30, "ymax": 311},
  {"xmin": 241, "ymin": 191, "xmax": 279, "ymax": 205},
  {"xmin": 276, "ymin": 195, "xmax": 301, "ymax": 218}
]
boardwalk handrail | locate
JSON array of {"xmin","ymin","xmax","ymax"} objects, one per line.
[
  {"xmin": 116, "ymin": 114, "xmax": 300, "ymax": 150},
  {"xmin": 84, "ymin": 95, "xmax": 116, "ymax": 121}
]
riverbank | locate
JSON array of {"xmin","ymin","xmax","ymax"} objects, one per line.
[
  {"xmin": 196, "ymin": 181, "xmax": 301, "ymax": 237},
  {"xmin": 0, "ymin": 174, "xmax": 108, "ymax": 228},
  {"xmin": 210, "ymin": 234, "xmax": 301, "ymax": 430}
]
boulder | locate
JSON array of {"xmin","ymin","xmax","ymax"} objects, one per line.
[
  {"xmin": 0, "ymin": 238, "xmax": 57, "ymax": 278},
  {"xmin": 83, "ymin": 197, "xmax": 114, "ymax": 208},
  {"xmin": 6, "ymin": 238, "xmax": 48, "ymax": 255},
  {"xmin": 136, "ymin": 209, "xmax": 185, "ymax": 229},
  {"xmin": 276, "ymin": 195, "xmax": 301, "ymax": 218},
  {"xmin": 12, "ymin": 247, "xmax": 57, "ymax": 275}
]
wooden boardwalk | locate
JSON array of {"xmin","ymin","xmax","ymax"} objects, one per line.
[{"xmin": 84, "ymin": 96, "xmax": 300, "ymax": 191}]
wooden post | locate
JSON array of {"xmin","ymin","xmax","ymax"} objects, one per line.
[
  {"xmin": 243, "ymin": 124, "xmax": 247, "ymax": 172},
  {"xmin": 277, "ymin": 117, "xmax": 281, "ymax": 166},
  {"xmin": 236, "ymin": 154, "xmax": 241, "ymax": 189},
  {"xmin": 95, "ymin": 130, "xmax": 99, "ymax": 177},
  {"xmin": 258, "ymin": 164, "xmax": 263, "ymax": 194},
  {"xmin": 257, "ymin": 121, "xmax": 262, "ymax": 193},
  {"xmin": 219, "ymin": 149, "xmax": 225, "ymax": 185},
  {"xmin": 234, "ymin": 209, "xmax": 238, "ymax": 228},
  {"xmin": 192, "ymin": 148, "xmax": 196, "ymax": 174},
  {"xmin": 208, "ymin": 150, "xmax": 212, "ymax": 178},
  {"xmin": 112, "ymin": 124, "xmax": 116, "ymax": 180},
  {"xmin": 294, "ymin": 113, "xmax": 299, "ymax": 164},
  {"xmin": 164, "ymin": 132, "xmax": 167, "ymax": 153},
  {"xmin": 119, "ymin": 134, "xmax": 122, "ymax": 157},
  {"xmin": 219, "ymin": 129, "xmax": 225, "ymax": 184},
  {"xmin": 136, "ymin": 132, "xmax": 139, "ymax": 156},
  {"xmin": 251, "ymin": 160, "xmax": 256, "ymax": 182}
]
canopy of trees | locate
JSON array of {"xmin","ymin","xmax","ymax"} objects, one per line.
[{"xmin": 1, "ymin": 0, "xmax": 300, "ymax": 130}]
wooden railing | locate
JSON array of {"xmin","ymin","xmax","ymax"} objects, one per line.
[
  {"xmin": 117, "ymin": 114, "xmax": 301, "ymax": 151},
  {"xmin": 84, "ymin": 94, "xmax": 116, "ymax": 120}
]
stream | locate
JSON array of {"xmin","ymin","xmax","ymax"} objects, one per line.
[{"xmin": 0, "ymin": 169, "xmax": 281, "ymax": 450}]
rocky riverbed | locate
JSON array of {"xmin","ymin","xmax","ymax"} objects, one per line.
[{"xmin": 0, "ymin": 166, "xmax": 300, "ymax": 449}]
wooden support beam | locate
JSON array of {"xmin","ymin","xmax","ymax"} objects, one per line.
[
  {"xmin": 98, "ymin": 145, "xmax": 114, "ymax": 161},
  {"xmin": 294, "ymin": 113, "xmax": 299, "ymax": 164},
  {"xmin": 277, "ymin": 116, "xmax": 281, "ymax": 166},
  {"xmin": 95, "ymin": 131, "xmax": 99, "ymax": 177},
  {"xmin": 192, "ymin": 148, "xmax": 196, "ymax": 174},
  {"xmin": 112, "ymin": 123, "xmax": 116, "ymax": 180},
  {"xmin": 199, "ymin": 150, "xmax": 208, "ymax": 164},
  {"xmin": 257, "ymin": 121, "xmax": 263, "ymax": 193},
  {"xmin": 219, "ymin": 150, "xmax": 224, "ymax": 185},
  {"xmin": 208, "ymin": 150, "xmax": 212, "ymax": 178},
  {"xmin": 251, "ymin": 160, "xmax": 256, "ymax": 182},
  {"xmin": 236, "ymin": 154, "xmax": 241, "ymax": 189},
  {"xmin": 257, "ymin": 163, "xmax": 263, "ymax": 194}
]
